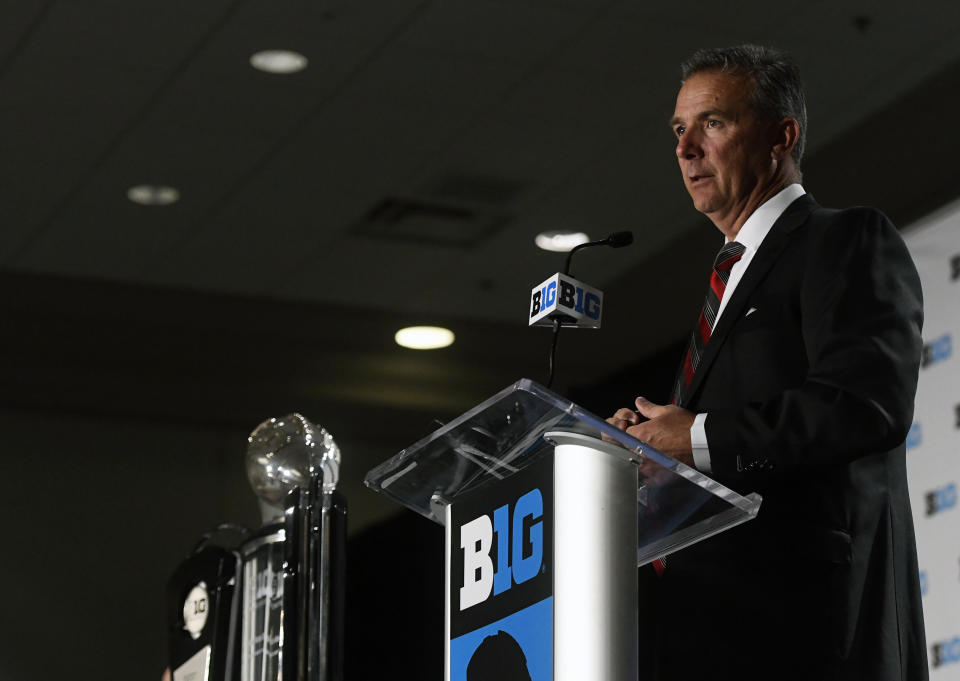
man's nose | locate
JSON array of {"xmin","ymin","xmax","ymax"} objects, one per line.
[{"xmin": 676, "ymin": 132, "xmax": 701, "ymax": 160}]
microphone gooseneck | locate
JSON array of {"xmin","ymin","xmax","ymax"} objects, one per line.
[
  {"xmin": 547, "ymin": 231, "xmax": 634, "ymax": 388},
  {"xmin": 546, "ymin": 317, "xmax": 561, "ymax": 389},
  {"xmin": 563, "ymin": 231, "xmax": 634, "ymax": 276}
]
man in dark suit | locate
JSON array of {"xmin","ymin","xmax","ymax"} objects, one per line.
[{"xmin": 609, "ymin": 45, "xmax": 927, "ymax": 679}]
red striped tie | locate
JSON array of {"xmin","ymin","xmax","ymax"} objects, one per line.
[
  {"xmin": 656, "ymin": 243, "xmax": 745, "ymax": 576},
  {"xmin": 673, "ymin": 241, "xmax": 746, "ymax": 406}
]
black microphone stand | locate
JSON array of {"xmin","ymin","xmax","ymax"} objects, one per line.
[{"xmin": 546, "ymin": 231, "xmax": 633, "ymax": 389}]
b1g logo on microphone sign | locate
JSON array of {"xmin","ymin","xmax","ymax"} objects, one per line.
[
  {"xmin": 529, "ymin": 273, "xmax": 603, "ymax": 328},
  {"xmin": 459, "ymin": 488, "xmax": 544, "ymax": 610}
]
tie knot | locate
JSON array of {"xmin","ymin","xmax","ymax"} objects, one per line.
[{"xmin": 714, "ymin": 241, "xmax": 745, "ymax": 272}]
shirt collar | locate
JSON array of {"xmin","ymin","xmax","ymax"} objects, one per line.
[{"xmin": 730, "ymin": 183, "xmax": 806, "ymax": 251}]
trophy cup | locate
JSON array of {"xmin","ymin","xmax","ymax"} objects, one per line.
[{"xmin": 167, "ymin": 413, "xmax": 346, "ymax": 681}]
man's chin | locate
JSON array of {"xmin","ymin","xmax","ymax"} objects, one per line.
[
  {"xmin": 690, "ymin": 195, "xmax": 720, "ymax": 214},
  {"xmin": 685, "ymin": 184, "xmax": 717, "ymax": 211}
]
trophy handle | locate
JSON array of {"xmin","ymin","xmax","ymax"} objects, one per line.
[
  {"xmin": 281, "ymin": 472, "xmax": 347, "ymax": 681},
  {"xmin": 282, "ymin": 487, "xmax": 310, "ymax": 681},
  {"xmin": 309, "ymin": 474, "xmax": 347, "ymax": 681}
]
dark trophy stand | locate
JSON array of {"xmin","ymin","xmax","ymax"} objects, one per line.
[{"xmin": 365, "ymin": 379, "xmax": 762, "ymax": 681}]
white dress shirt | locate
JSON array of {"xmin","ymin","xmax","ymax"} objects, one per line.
[{"xmin": 690, "ymin": 183, "xmax": 806, "ymax": 473}]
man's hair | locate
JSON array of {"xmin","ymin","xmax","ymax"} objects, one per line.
[{"xmin": 681, "ymin": 44, "xmax": 807, "ymax": 169}]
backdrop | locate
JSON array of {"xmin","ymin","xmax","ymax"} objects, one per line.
[{"xmin": 905, "ymin": 200, "xmax": 960, "ymax": 677}]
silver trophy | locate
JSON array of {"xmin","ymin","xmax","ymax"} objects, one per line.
[
  {"xmin": 167, "ymin": 413, "xmax": 346, "ymax": 681},
  {"xmin": 241, "ymin": 413, "xmax": 346, "ymax": 681}
]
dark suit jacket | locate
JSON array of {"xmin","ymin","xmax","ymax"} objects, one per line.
[{"xmin": 643, "ymin": 194, "xmax": 927, "ymax": 680}]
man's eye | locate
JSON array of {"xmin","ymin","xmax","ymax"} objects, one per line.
[
  {"xmin": 675, "ymin": 126, "xmax": 685, "ymax": 137},
  {"xmin": 707, "ymin": 119, "xmax": 721, "ymax": 128}
]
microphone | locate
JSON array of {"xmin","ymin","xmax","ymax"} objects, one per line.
[
  {"xmin": 529, "ymin": 231, "xmax": 634, "ymax": 388},
  {"xmin": 564, "ymin": 231, "xmax": 634, "ymax": 275},
  {"xmin": 529, "ymin": 231, "xmax": 634, "ymax": 330}
]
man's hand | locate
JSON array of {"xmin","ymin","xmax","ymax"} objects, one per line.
[{"xmin": 607, "ymin": 397, "xmax": 696, "ymax": 467}]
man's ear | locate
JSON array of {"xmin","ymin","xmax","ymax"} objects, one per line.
[{"xmin": 771, "ymin": 117, "xmax": 800, "ymax": 160}]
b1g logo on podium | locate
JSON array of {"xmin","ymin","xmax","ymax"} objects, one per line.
[
  {"xmin": 529, "ymin": 273, "xmax": 603, "ymax": 328},
  {"xmin": 459, "ymin": 488, "xmax": 544, "ymax": 610},
  {"xmin": 448, "ymin": 457, "xmax": 554, "ymax": 681}
]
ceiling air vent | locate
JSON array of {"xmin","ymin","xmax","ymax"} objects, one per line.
[
  {"xmin": 354, "ymin": 197, "xmax": 507, "ymax": 249},
  {"xmin": 426, "ymin": 172, "xmax": 528, "ymax": 206}
]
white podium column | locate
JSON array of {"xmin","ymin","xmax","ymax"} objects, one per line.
[{"xmin": 551, "ymin": 433, "xmax": 639, "ymax": 681}]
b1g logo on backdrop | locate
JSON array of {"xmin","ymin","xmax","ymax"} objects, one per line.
[
  {"xmin": 906, "ymin": 423, "xmax": 922, "ymax": 450},
  {"xmin": 932, "ymin": 637, "xmax": 960, "ymax": 667},
  {"xmin": 921, "ymin": 334, "xmax": 952, "ymax": 368},
  {"xmin": 950, "ymin": 253, "xmax": 960, "ymax": 282},
  {"xmin": 925, "ymin": 482, "xmax": 957, "ymax": 517}
]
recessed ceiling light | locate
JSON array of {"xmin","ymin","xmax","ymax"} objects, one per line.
[
  {"xmin": 250, "ymin": 50, "xmax": 308, "ymax": 74},
  {"xmin": 535, "ymin": 230, "xmax": 590, "ymax": 252},
  {"xmin": 127, "ymin": 185, "xmax": 180, "ymax": 206},
  {"xmin": 395, "ymin": 326, "xmax": 455, "ymax": 350}
]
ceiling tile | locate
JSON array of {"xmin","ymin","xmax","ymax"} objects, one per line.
[{"xmin": 394, "ymin": 0, "xmax": 591, "ymax": 63}]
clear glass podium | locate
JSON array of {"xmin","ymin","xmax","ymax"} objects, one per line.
[{"xmin": 365, "ymin": 379, "xmax": 762, "ymax": 681}]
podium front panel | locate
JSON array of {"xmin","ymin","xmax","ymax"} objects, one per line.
[{"xmin": 445, "ymin": 455, "xmax": 554, "ymax": 681}]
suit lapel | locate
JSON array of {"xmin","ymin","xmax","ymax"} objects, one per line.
[{"xmin": 681, "ymin": 194, "xmax": 818, "ymax": 406}]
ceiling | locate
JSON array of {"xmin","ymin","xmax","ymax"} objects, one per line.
[{"xmin": 5, "ymin": 0, "xmax": 960, "ymax": 317}]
